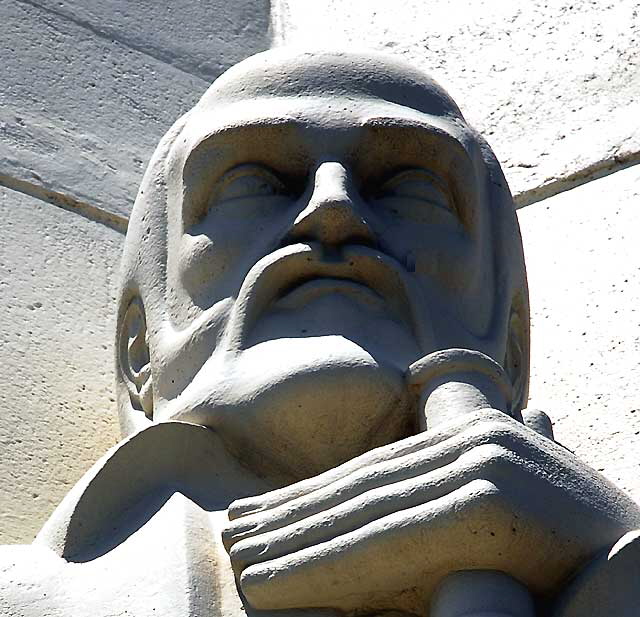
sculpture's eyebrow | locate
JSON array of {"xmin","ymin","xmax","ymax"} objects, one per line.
[
  {"xmin": 181, "ymin": 101, "xmax": 470, "ymax": 165},
  {"xmin": 181, "ymin": 116, "xmax": 471, "ymax": 180},
  {"xmin": 184, "ymin": 119, "xmax": 308, "ymax": 158},
  {"xmin": 180, "ymin": 121, "xmax": 312, "ymax": 227},
  {"xmin": 180, "ymin": 113, "xmax": 477, "ymax": 227},
  {"xmin": 359, "ymin": 115, "xmax": 467, "ymax": 144},
  {"xmin": 352, "ymin": 118, "xmax": 477, "ymax": 227},
  {"xmin": 356, "ymin": 116, "xmax": 472, "ymax": 161},
  {"xmin": 181, "ymin": 120, "xmax": 312, "ymax": 181},
  {"xmin": 181, "ymin": 116, "xmax": 464, "ymax": 185}
]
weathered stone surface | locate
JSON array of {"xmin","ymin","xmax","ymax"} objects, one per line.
[
  {"xmin": 3, "ymin": 50, "xmax": 640, "ymax": 616},
  {"xmin": 0, "ymin": 188, "xmax": 122, "ymax": 544},
  {"xmin": 0, "ymin": 0, "xmax": 270, "ymax": 221},
  {"xmin": 521, "ymin": 164, "xmax": 640, "ymax": 501},
  {"xmin": 27, "ymin": 0, "xmax": 271, "ymax": 83},
  {"xmin": 274, "ymin": 0, "xmax": 640, "ymax": 203}
]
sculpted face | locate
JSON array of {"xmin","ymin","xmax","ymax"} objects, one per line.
[{"xmin": 117, "ymin": 50, "xmax": 528, "ymax": 482}]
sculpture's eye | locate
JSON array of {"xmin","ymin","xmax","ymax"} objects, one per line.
[
  {"xmin": 214, "ymin": 164, "xmax": 288, "ymax": 203},
  {"xmin": 372, "ymin": 168, "xmax": 458, "ymax": 224}
]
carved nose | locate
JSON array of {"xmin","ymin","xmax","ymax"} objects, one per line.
[{"xmin": 289, "ymin": 162, "xmax": 376, "ymax": 247}]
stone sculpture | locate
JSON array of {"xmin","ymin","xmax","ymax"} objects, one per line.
[{"xmin": 1, "ymin": 49, "xmax": 639, "ymax": 617}]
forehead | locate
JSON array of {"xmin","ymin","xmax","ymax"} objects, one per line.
[
  {"xmin": 173, "ymin": 51, "xmax": 476, "ymax": 171},
  {"xmin": 198, "ymin": 50, "xmax": 464, "ymax": 119},
  {"xmin": 163, "ymin": 52, "xmax": 486, "ymax": 236},
  {"xmin": 179, "ymin": 99, "xmax": 473, "ymax": 177}
]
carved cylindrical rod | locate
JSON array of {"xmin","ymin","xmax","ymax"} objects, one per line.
[
  {"xmin": 407, "ymin": 348, "xmax": 519, "ymax": 431},
  {"xmin": 407, "ymin": 349, "xmax": 534, "ymax": 617},
  {"xmin": 430, "ymin": 570, "xmax": 535, "ymax": 617}
]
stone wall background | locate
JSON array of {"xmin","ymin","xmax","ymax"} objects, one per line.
[
  {"xmin": 1, "ymin": 0, "xmax": 638, "ymax": 544},
  {"xmin": 0, "ymin": 0, "xmax": 272, "ymax": 544}
]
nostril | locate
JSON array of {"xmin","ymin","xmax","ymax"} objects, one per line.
[{"xmin": 277, "ymin": 221, "xmax": 318, "ymax": 250}]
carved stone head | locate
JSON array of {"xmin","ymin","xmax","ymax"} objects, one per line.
[{"xmin": 115, "ymin": 49, "xmax": 529, "ymax": 482}]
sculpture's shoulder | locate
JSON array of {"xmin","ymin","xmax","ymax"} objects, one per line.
[
  {"xmin": 0, "ymin": 422, "xmax": 264, "ymax": 617},
  {"xmin": 0, "ymin": 506, "xmax": 207, "ymax": 617},
  {"xmin": 0, "ymin": 543, "xmax": 62, "ymax": 615},
  {"xmin": 34, "ymin": 421, "xmax": 252, "ymax": 561},
  {"xmin": 553, "ymin": 530, "xmax": 640, "ymax": 617}
]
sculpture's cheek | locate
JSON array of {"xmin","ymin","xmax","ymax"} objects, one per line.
[
  {"xmin": 175, "ymin": 194, "xmax": 297, "ymax": 312},
  {"xmin": 178, "ymin": 232, "xmax": 229, "ymax": 295}
]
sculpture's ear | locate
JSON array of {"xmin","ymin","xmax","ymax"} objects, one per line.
[
  {"xmin": 504, "ymin": 292, "xmax": 529, "ymax": 417},
  {"xmin": 118, "ymin": 297, "xmax": 154, "ymax": 419}
]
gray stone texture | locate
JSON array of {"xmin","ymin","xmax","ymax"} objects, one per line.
[
  {"xmin": 7, "ymin": 162, "xmax": 637, "ymax": 546},
  {"xmin": 0, "ymin": 187, "xmax": 122, "ymax": 544},
  {"xmin": 0, "ymin": 0, "xmax": 272, "ymax": 544},
  {"xmin": 273, "ymin": 0, "xmax": 640, "ymax": 204},
  {"xmin": 3, "ymin": 50, "xmax": 640, "ymax": 613},
  {"xmin": 1, "ymin": 1, "xmax": 640, "ymax": 558},
  {"xmin": 522, "ymin": 164, "xmax": 640, "ymax": 503},
  {"xmin": 0, "ymin": 0, "xmax": 270, "ymax": 221}
]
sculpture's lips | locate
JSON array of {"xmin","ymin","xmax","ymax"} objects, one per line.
[
  {"xmin": 274, "ymin": 277, "xmax": 386, "ymax": 313},
  {"xmin": 222, "ymin": 243, "xmax": 424, "ymax": 351}
]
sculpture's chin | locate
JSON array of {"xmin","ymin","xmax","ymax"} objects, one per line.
[{"xmin": 174, "ymin": 335, "xmax": 415, "ymax": 483}]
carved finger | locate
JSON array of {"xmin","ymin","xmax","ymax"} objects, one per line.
[
  {"xmin": 223, "ymin": 416, "xmax": 522, "ymax": 552},
  {"xmin": 229, "ymin": 443, "xmax": 522, "ymax": 573},
  {"xmin": 228, "ymin": 407, "xmax": 510, "ymax": 520},
  {"xmin": 521, "ymin": 408, "xmax": 554, "ymax": 440},
  {"xmin": 238, "ymin": 478, "xmax": 507, "ymax": 611},
  {"xmin": 238, "ymin": 442, "xmax": 640, "ymax": 613}
]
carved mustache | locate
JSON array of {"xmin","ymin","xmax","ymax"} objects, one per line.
[
  {"xmin": 221, "ymin": 242, "xmax": 433, "ymax": 352},
  {"xmin": 154, "ymin": 242, "xmax": 433, "ymax": 416}
]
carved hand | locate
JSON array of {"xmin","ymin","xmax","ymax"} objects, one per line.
[{"xmin": 224, "ymin": 408, "xmax": 640, "ymax": 613}]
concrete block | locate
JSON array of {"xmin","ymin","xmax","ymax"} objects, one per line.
[
  {"xmin": 29, "ymin": 0, "xmax": 271, "ymax": 83},
  {"xmin": 0, "ymin": 189, "xmax": 122, "ymax": 544},
  {"xmin": 520, "ymin": 164, "xmax": 640, "ymax": 501},
  {"xmin": 274, "ymin": 0, "xmax": 640, "ymax": 203},
  {"xmin": 0, "ymin": 0, "xmax": 270, "ymax": 221}
]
